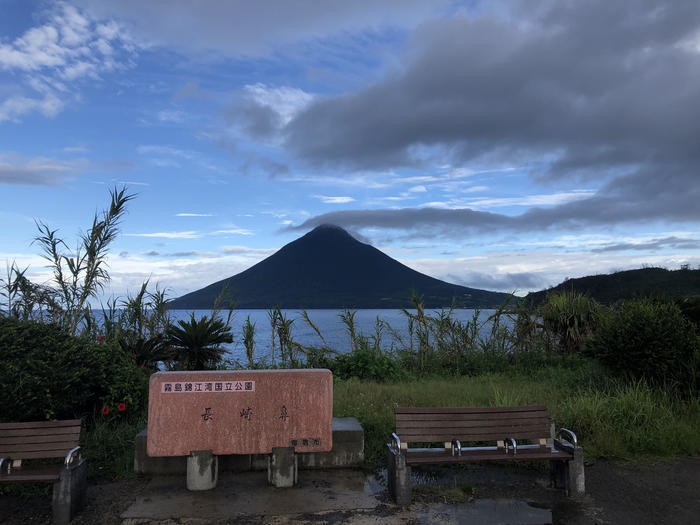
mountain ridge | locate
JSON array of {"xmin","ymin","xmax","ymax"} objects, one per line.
[
  {"xmin": 525, "ymin": 267, "xmax": 700, "ymax": 305},
  {"xmin": 167, "ymin": 224, "xmax": 508, "ymax": 309}
]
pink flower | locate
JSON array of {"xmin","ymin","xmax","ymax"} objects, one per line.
[
  {"xmin": 117, "ymin": 403, "xmax": 126, "ymax": 412},
  {"xmin": 96, "ymin": 335, "xmax": 104, "ymax": 342},
  {"xmin": 100, "ymin": 406, "xmax": 110, "ymax": 415}
]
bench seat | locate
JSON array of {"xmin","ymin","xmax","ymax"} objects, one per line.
[
  {"xmin": 387, "ymin": 405, "xmax": 584, "ymax": 504},
  {"xmin": 403, "ymin": 443, "xmax": 574, "ymax": 465},
  {"xmin": 0, "ymin": 419, "xmax": 87, "ymax": 523}
]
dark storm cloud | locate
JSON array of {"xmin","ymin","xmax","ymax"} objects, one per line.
[
  {"xmin": 282, "ymin": 1, "xmax": 700, "ymax": 231},
  {"xmin": 0, "ymin": 161, "xmax": 76, "ymax": 186},
  {"xmin": 591, "ymin": 236, "xmax": 700, "ymax": 253},
  {"xmin": 287, "ymin": 1, "xmax": 700, "ymax": 173}
]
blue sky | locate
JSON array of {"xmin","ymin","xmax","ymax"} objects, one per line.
[{"xmin": 1, "ymin": 0, "xmax": 699, "ymax": 302}]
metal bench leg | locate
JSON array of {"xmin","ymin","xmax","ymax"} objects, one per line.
[
  {"xmin": 52, "ymin": 457, "xmax": 87, "ymax": 524},
  {"xmin": 387, "ymin": 446, "xmax": 411, "ymax": 505}
]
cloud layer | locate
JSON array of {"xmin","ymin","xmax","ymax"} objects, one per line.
[{"xmin": 279, "ymin": 1, "xmax": 700, "ymax": 233}]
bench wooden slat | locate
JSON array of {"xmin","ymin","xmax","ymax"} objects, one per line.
[
  {"xmin": 406, "ymin": 449, "xmax": 573, "ymax": 465},
  {"xmin": 0, "ymin": 465, "xmax": 62, "ymax": 483},
  {"xmin": 398, "ymin": 430, "xmax": 550, "ymax": 442},
  {"xmin": 0, "ymin": 431, "xmax": 80, "ymax": 446},
  {"xmin": 395, "ymin": 405, "xmax": 547, "ymax": 414},
  {"xmin": 0, "ymin": 419, "xmax": 82, "ymax": 430},
  {"xmin": 395, "ymin": 411, "xmax": 548, "ymax": 422},
  {"xmin": 1, "ymin": 441, "xmax": 79, "ymax": 454},
  {"xmin": 1, "ymin": 449, "xmax": 72, "ymax": 460},
  {"xmin": 396, "ymin": 421, "xmax": 550, "ymax": 433},
  {"xmin": 1, "ymin": 426, "xmax": 81, "ymax": 438},
  {"xmin": 396, "ymin": 418, "xmax": 549, "ymax": 434}
]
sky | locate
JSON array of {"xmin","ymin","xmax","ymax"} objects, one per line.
[{"xmin": 1, "ymin": 0, "xmax": 699, "ymax": 303}]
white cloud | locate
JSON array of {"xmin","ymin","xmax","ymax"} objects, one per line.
[
  {"xmin": 463, "ymin": 190, "xmax": 595, "ymax": 210},
  {"xmin": 125, "ymin": 231, "xmax": 200, "ymax": 239},
  {"xmin": 213, "ymin": 228, "xmax": 253, "ymax": 236},
  {"xmin": 243, "ymin": 83, "xmax": 314, "ymax": 126},
  {"xmin": 0, "ymin": 2, "xmax": 137, "ymax": 121},
  {"xmin": 176, "ymin": 213, "xmax": 213, "ymax": 217},
  {"xmin": 157, "ymin": 109, "xmax": 187, "ymax": 123},
  {"xmin": 419, "ymin": 190, "xmax": 595, "ymax": 210},
  {"xmin": 313, "ymin": 195, "xmax": 356, "ymax": 204},
  {"xmin": 137, "ymin": 145, "xmax": 193, "ymax": 159},
  {"xmin": 221, "ymin": 245, "xmax": 276, "ymax": 256}
]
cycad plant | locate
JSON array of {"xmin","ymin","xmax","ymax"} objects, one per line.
[{"xmin": 166, "ymin": 313, "xmax": 233, "ymax": 370}]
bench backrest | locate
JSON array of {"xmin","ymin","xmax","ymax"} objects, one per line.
[
  {"xmin": 395, "ymin": 405, "xmax": 550, "ymax": 444},
  {"xmin": 0, "ymin": 419, "xmax": 82, "ymax": 460}
]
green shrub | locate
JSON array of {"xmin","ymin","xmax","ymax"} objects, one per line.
[
  {"xmin": 331, "ymin": 341, "xmax": 403, "ymax": 382},
  {"xmin": 540, "ymin": 291, "xmax": 603, "ymax": 354},
  {"xmin": 586, "ymin": 299, "xmax": 699, "ymax": 391},
  {"xmin": 0, "ymin": 316, "xmax": 148, "ymax": 421}
]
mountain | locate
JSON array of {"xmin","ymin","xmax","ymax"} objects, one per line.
[
  {"xmin": 525, "ymin": 267, "xmax": 700, "ymax": 305},
  {"xmin": 167, "ymin": 224, "xmax": 508, "ymax": 309}
]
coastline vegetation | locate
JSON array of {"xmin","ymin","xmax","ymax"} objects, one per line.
[{"xmin": 1, "ymin": 188, "xmax": 698, "ymax": 485}]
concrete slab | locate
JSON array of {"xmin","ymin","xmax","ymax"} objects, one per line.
[{"xmin": 121, "ymin": 469, "xmax": 378, "ymax": 521}]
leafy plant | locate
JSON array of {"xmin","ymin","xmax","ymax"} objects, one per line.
[
  {"xmin": 242, "ymin": 315, "xmax": 256, "ymax": 367},
  {"xmin": 0, "ymin": 316, "xmax": 147, "ymax": 421},
  {"xmin": 586, "ymin": 298, "xmax": 699, "ymax": 391},
  {"xmin": 540, "ymin": 291, "xmax": 603, "ymax": 354},
  {"xmin": 166, "ymin": 313, "xmax": 234, "ymax": 370}
]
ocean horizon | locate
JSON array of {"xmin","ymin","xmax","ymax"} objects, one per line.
[{"xmin": 168, "ymin": 308, "xmax": 498, "ymax": 364}]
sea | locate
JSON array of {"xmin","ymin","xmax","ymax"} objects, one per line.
[{"xmin": 168, "ymin": 308, "xmax": 497, "ymax": 364}]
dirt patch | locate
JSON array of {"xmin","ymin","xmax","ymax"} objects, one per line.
[{"xmin": 1, "ymin": 459, "xmax": 698, "ymax": 524}]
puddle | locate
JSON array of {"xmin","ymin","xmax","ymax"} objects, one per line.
[{"xmin": 412, "ymin": 499, "xmax": 552, "ymax": 525}]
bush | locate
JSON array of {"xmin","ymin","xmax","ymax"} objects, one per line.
[
  {"xmin": 330, "ymin": 342, "xmax": 403, "ymax": 382},
  {"xmin": 540, "ymin": 291, "xmax": 603, "ymax": 354},
  {"xmin": 0, "ymin": 316, "xmax": 148, "ymax": 421},
  {"xmin": 586, "ymin": 299, "xmax": 699, "ymax": 391}
]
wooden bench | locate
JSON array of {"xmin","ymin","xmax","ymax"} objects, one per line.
[
  {"xmin": 0, "ymin": 419, "xmax": 87, "ymax": 524},
  {"xmin": 386, "ymin": 405, "xmax": 584, "ymax": 504}
]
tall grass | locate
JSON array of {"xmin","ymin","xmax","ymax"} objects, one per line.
[{"xmin": 334, "ymin": 374, "xmax": 700, "ymax": 469}]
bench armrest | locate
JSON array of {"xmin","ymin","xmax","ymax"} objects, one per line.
[
  {"xmin": 557, "ymin": 428, "xmax": 578, "ymax": 447},
  {"xmin": 389, "ymin": 433, "xmax": 402, "ymax": 454},
  {"xmin": 0, "ymin": 457, "xmax": 7, "ymax": 474},
  {"xmin": 64, "ymin": 446, "xmax": 81, "ymax": 466},
  {"xmin": 505, "ymin": 437, "xmax": 517, "ymax": 455},
  {"xmin": 452, "ymin": 439, "xmax": 462, "ymax": 456}
]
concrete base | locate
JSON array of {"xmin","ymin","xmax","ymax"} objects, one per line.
[
  {"xmin": 52, "ymin": 457, "xmax": 87, "ymax": 524},
  {"xmin": 551, "ymin": 441, "xmax": 585, "ymax": 497},
  {"xmin": 386, "ymin": 447, "xmax": 411, "ymax": 505},
  {"xmin": 186, "ymin": 450, "xmax": 218, "ymax": 491},
  {"xmin": 121, "ymin": 469, "xmax": 378, "ymax": 521},
  {"xmin": 267, "ymin": 447, "xmax": 298, "ymax": 487},
  {"xmin": 135, "ymin": 417, "xmax": 364, "ymax": 475}
]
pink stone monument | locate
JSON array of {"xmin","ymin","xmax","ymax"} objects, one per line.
[{"xmin": 146, "ymin": 369, "xmax": 333, "ymax": 457}]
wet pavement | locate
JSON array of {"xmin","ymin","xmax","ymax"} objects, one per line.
[{"xmin": 3, "ymin": 458, "xmax": 699, "ymax": 523}]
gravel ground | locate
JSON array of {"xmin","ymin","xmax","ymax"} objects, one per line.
[{"xmin": 1, "ymin": 458, "xmax": 698, "ymax": 524}]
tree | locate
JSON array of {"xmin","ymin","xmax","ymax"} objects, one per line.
[{"xmin": 166, "ymin": 313, "xmax": 233, "ymax": 370}]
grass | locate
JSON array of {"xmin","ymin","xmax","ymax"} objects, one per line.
[
  {"xmin": 334, "ymin": 372, "xmax": 700, "ymax": 469},
  {"xmin": 81, "ymin": 411, "xmax": 148, "ymax": 480},
  {"xmin": 67, "ymin": 364, "xmax": 699, "ymax": 481}
]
